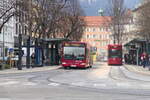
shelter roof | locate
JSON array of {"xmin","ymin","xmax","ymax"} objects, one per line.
[{"xmin": 124, "ymin": 38, "xmax": 146, "ymax": 47}]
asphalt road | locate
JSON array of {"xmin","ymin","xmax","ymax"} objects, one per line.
[{"xmin": 0, "ymin": 62, "xmax": 150, "ymax": 100}]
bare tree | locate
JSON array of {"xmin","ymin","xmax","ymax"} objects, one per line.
[
  {"xmin": 137, "ymin": 1, "xmax": 150, "ymax": 41},
  {"xmin": 38, "ymin": 0, "xmax": 68, "ymax": 39},
  {"xmin": 24, "ymin": 0, "xmax": 85, "ymax": 41},
  {"xmin": 0, "ymin": 0, "xmax": 16, "ymax": 34},
  {"xmin": 106, "ymin": 0, "xmax": 127, "ymax": 44},
  {"xmin": 18, "ymin": 0, "xmax": 68, "ymax": 39},
  {"xmin": 56, "ymin": 0, "xmax": 86, "ymax": 41},
  {"xmin": 16, "ymin": 0, "xmax": 85, "ymax": 41},
  {"xmin": 16, "ymin": 0, "xmax": 41, "ymax": 37}
]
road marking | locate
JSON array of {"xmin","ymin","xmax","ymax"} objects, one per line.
[
  {"xmin": 140, "ymin": 84, "xmax": 150, "ymax": 88},
  {"xmin": 48, "ymin": 83, "xmax": 60, "ymax": 86},
  {"xmin": 0, "ymin": 81, "xmax": 19, "ymax": 86},
  {"xmin": 93, "ymin": 84, "xmax": 106, "ymax": 87},
  {"xmin": 116, "ymin": 83, "xmax": 131, "ymax": 87},
  {"xmin": 0, "ymin": 98, "xmax": 11, "ymax": 100},
  {"xmin": 71, "ymin": 82, "xmax": 85, "ymax": 86},
  {"xmin": 23, "ymin": 82, "xmax": 37, "ymax": 86}
]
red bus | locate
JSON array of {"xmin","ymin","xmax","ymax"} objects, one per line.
[
  {"xmin": 108, "ymin": 44, "xmax": 122, "ymax": 65},
  {"xmin": 61, "ymin": 41, "xmax": 93, "ymax": 69}
]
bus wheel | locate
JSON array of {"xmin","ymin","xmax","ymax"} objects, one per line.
[{"xmin": 64, "ymin": 66, "xmax": 70, "ymax": 70}]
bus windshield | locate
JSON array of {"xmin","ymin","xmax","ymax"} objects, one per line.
[
  {"xmin": 108, "ymin": 49, "xmax": 122, "ymax": 58},
  {"xmin": 64, "ymin": 46, "xmax": 85, "ymax": 60}
]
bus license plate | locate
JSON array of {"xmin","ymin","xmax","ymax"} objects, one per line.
[{"xmin": 71, "ymin": 65, "xmax": 76, "ymax": 67}]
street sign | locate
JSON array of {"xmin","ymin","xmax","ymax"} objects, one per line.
[{"xmin": 8, "ymin": 48, "xmax": 14, "ymax": 53}]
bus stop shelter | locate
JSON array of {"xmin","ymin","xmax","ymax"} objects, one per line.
[
  {"xmin": 124, "ymin": 38, "xmax": 150, "ymax": 65},
  {"xmin": 15, "ymin": 37, "xmax": 69, "ymax": 69},
  {"xmin": 43, "ymin": 38, "xmax": 69, "ymax": 65}
]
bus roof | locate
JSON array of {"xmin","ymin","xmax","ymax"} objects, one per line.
[
  {"xmin": 63, "ymin": 41, "xmax": 89, "ymax": 48},
  {"xmin": 108, "ymin": 44, "xmax": 122, "ymax": 49}
]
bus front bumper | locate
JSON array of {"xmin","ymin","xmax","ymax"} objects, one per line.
[{"xmin": 62, "ymin": 62, "xmax": 87, "ymax": 68}]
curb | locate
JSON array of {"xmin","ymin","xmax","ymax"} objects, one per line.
[{"xmin": 0, "ymin": 66, "xmax": 62, "ymax": 75}]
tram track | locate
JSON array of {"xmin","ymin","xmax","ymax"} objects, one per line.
[
  {"xmin": 109, "ymin": 66, "xmax": 150, "ymax": 83},
  {"xmin": 27, "ymin": 68, "xmax": 74, "ymax": 84}
]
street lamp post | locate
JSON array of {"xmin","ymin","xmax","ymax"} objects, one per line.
[
  {"xmin": 1, "ymin": 25, "xmax": 5, "ymax": 70},
  {"xmin": 136, "ymin": 44, "xmax": 140, "ymax": 66},
  {"xmin": 26, "ymin": 36, "xmax": 30, "ymax": 68},
  {"xmin": 18, "ymin": 34, "xmax": 22, "ymax": 70},
  {"xmin": 2, "ymin": 0, "xmax": 5, "ymax": 69}
]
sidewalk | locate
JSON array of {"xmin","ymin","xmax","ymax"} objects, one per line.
[
  {"xmin": 124, "ymin": 64, "xmax": 150, "ymax": 76},
  {"xmin": 0, "ymin": 65, "xmax": 61, "ymax": 75}
]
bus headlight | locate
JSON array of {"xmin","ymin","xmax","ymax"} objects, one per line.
[
  {"xmin": 62, "ymin": 62, "xmax": 67, "ymax": 64},
  {"xmin": 81, "ymin": 63, "xmax": 86, "ymax": 65}
]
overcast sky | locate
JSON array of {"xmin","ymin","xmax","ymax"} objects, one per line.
[{"xmin": 79, "ymin": 0, "xmax": 141, "ymax": 16}]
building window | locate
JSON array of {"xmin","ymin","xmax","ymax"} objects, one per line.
[
  {"xmin": 99, "ymin": 35, "xmax": 102, "ymax": 39},
  {"xmin": 93, "ymin": 34, "xmax": 96, "ymax": 38},
  {"xmin": 86, "ymin": 28, "xmax": 89, "ymax": 32},
  {"xmin": 88, "ymin": 27, "xmax": 91, "ymax": 32},
  {"xmin": 25, "ymin": 26, "xmax": 27, "ymax": 35},
  {"xmin": 105, "ymin": 27, "xmax": 108, "ymax": 32},
  {"xmin": 99, "ymin": 28, "xmax": 103, "ymax": 32},
  {"xmin": 87, "ymin": 35, "xmax": 90, "ymax": 38},
  {"xmin": 93, "ymin": 28, "xmax": 96, "ymax": 32},
  {"xmin": 16, "ymin": 24, "xmax": 18, "ymax": 35}
]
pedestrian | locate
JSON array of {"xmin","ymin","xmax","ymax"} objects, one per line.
[
  {"xmin": 124, "ymin": 54, "xmax": 128, "ymax": 64},
  {"xmin": 31, "ymin": 53, "xmax": 35, "ymax": 67},
  {"xmin": 133, "ymin": 54, "xmax": 136, "ymax": 65},
  {"xmin": 131, "ymin": 55, "xmax": 134, "ymax": 64},
  {"xmin": 42, "ymin": 55, "xmax": 46, "ymax": 65},
  {"xmin": 129, "ymin": 54, "xmax": 132, "ymax": 64},
  {"xmin": 140, "ymin": 52, "xmax": 148, "ymax": 68}
]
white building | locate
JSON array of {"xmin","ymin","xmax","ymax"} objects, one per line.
[
  {"xmin": 0, "ymin": 0, "xmax": 16, "ymax": 57},
  {"xmin": 0, "ymin": 17, "xmax": 16, "ymax": 56}
]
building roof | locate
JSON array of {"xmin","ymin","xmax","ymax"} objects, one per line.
[{"xmin": 83, "ymin": 16, "xmax": 111, "ymax": 27}]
